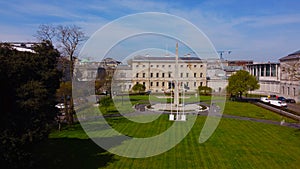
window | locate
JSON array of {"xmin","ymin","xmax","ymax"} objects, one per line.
[
  {"xmin": 120, "ymin": 73, "xmax": 126, "ymax": 78},
  {"xmin": 282, "ymin": 86, "xmax": 284, "ymax": 94},
  {"xmin": 271, "ymin": 64, "xmax": 276, "ymax": 77},
  {"xmin": 194, "ymin": 82, "xmax": 197, "ymax": 87},
  {"xmin": 200, "ymin": 73, "xmax": 203, "ymax": 77},
  {"xmin": 168, "ymin": 82, "xmax": 174, "ymax": 89},
  {"xmin": 156, "ymin": 82, "xmax": 159, "ymax": 86},
  {"xmin": 162, "ymin": 65, "xmax": 165, "ymax": 68},
  {"xmin": 288, "ymin": 87, "xmax": 290, "ymax": 95},
  {"xmin": 162, "ymin": 73, "xmax": 165, "ymax": 78},
  {"xmin": 180, "ymin": 73, "xmax": 183, "ymax": 78},
  {"xmin": 168, "ymin": 65, "xmax": 171, "ymax": 68},
  {"xmin": 194, "ymin": 65, "xmax": 197, "ymax": 68},
  {"xmin": 180, "ymin": 65, "xmax": 183, "ymax": 68},
  {"xmin": 200, "ymin": 65, "xmax": 203, "ymax": 67},
  {"xmin": 266, "ymin": 64, "xmax": 270, "ymax": 76},
  {"xmin": 156, "ymin": 73, "xmax": 159, "ymax": 77},
  {"xmin": 186, "ymin": 73, "xmax": 189, "ymax": 77},
  {"xmin": 200, "ymin": 82, "xmax": 203, "ymax": 86},
  {"xmin": 169, "ymin": 73, "xmax": 171, "ymax": 78},
  {"xmin": 136, "ymin": 82, "xmax": 139, "ymax": 84},
  {"xmin": 261, "ymin": 65, "xmax": 265, "ymax": 76},
  {"xmin": 150, "ymin": 82, "xmax": 153, "ymax": 86},
  {"xmin": 143, "ymin": 82, "xmax": 145, "ymax": 86},
  {"xmin": 157, "ymin": 65, "xmax": 159, "ymax": 68},
  {"xmin": 293, "ymin": 88, "xmax": 296, "ymax": 96},
  {"xmin": 194, "ymin": 73, "xmax": 197, "ymax": 78},
  {"xmin": 136, "ymin": 73, "xmax": 139, "ymax": 78},
  {"xmin": 136, "ymin": 65, "xmax": 139, "ymax": 67},
  {"xmin": 143, "ymin": 65, "xmax": 145, "ymax": 68},
  {"xmin": 162, "ymin": 82, "xmax": 165, "ymax": 87},
  {"xmin": 143, "ymin": 73, "xmax": 145, "ymax": 78},
  {"xmin": 151, "ymin": 73, "xmax": 153, "ymax": 78},
  {"xmin": 151, "ymin": 65, "xmax": 153, "ymax": 67}
]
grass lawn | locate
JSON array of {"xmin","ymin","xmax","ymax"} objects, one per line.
[
  {"xmin": 98, "ymin": 95, "xmax": 212, "ymax": 115},
  {"xmin": 31, "ymin": 96, "xmax": 300, "ymax": 169},
  {"xmin": 32, "ymin": 115, "xmax": 300, "ymax": 169},
  {"xmin": 224, "ymin": 101, "xmax": 297, "ymax": 123}
]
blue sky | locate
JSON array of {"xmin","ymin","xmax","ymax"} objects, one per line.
[{"xmin": 1, "ymin": 0, "xmax": 300, "ymax": 62}]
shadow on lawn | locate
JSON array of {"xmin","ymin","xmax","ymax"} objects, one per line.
[{"xmin": 32, "ymin": 137, "xmax": 118, "ymax": 169}]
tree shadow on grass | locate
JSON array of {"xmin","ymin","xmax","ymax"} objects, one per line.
[{"xmin": 31, "ymin": 137, "xmax": 119, "ymax": 169}]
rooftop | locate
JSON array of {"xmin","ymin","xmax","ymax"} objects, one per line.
[
  {"xmin": 132, "ymin": 55, "xmax": 202, "ymax": 61},
  {"xmin": 279, "ymin": 50, "xmax": 300, "ymax": 61}
]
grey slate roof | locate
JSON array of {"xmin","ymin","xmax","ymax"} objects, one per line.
[{"xmin": 279, "ymin": 50, "xmax": 300, "ymax": 61}]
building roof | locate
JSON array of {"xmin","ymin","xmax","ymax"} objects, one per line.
[
  {"xmin": 132, "ymin": 55, "xmax": 201, "ymax": 61},
  {"xmin": 289, "ymin": 50, "xmax": 300, "ymax": 55},
  {"xmin": 116, "ymin": 64, "xmax": 132, "ymax": 70},
  {"xmin": 279, "ymin": 50, "xmax": 300, "ymax": 61},
  {"xmin": 247, "ymin": 62, "xmax": 279, "ymax": 66}
]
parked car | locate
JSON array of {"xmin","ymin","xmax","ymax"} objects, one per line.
[
  {"xmin": 269, "ymin": 100, "xmax": 287, "ymax": 107},
  {"xmin": 260, "ymin": 97, "xmax": 269, "ymax": 103},
  {"xmin": 277, "ymin": 97, "xmax": 286, "ymax": 101},
  {"xmin": 286, "ymin": 99, "xmax": 296, "ymax": 103},
  {"xmin": 55, "ymin": 103, "xmax": 69, "ymax": 109},
  {"xmin": 268, "ymin": 95, "xmax": 277, "ymax": 98}
]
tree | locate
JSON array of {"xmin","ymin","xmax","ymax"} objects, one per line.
[
  {"xmin": 227, "ymin": 70, "xmax": 260, "ymax": 98},
  {"xmin": 56, "ymin": 25, "xmax": 86, "ymax": 60},
  {"xmin": 132, "ymin": 83, "xmax": 146, "ymax": 94},
  {"xmin": 0, "ymin": 41, "xmax": 61, "ymax": 168},
  {"xmin": 198, "ymin": 86, "xmax": 212, "ymax": 95},
  {"xmin": 34, "ymin": 24, "xmax": 56, "ymax": 44},
  {"xmin": 35, "ymin": 24, "xmax": 86, "ymax": 124},
  {"xmin": 56, "ymin": 81, "xmax": 72, "ymax": 124},
  {"xmin": 35, "ymin": 24, "xmax": 86, "ymax": 57}
]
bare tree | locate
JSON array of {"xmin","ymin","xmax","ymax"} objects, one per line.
[
  {"xmin": 56, "ymin": 25, "xmax": 86, "ymax": 124},
  {"xmin": 35, "ymin": 24, "xmax": 86, "ymax": 59},
  {"xmin": 56, "ymin": 25, "xmax": 86, "ymax": 60},
  {"xmin": 34, "ymin": 24, "xmax": 56, "ymax": 44},
  {"xmin": 35, "ymin": 24, "xmax": 86, "ymax": 124}
]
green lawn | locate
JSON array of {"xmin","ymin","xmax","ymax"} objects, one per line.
[
  {"xmin": 33, "ymin": 115, "xmax": 300, "ymax": 169},
  {"xmin": 224, "ymin": 101, "xmax": 297, "ymax": 123},
  {"xmin": 98, "ymin": 95, "xmax": 212, "ymax": 115},
  {"xmin": 31, "ymin": 97, "xmax": 300, "ymax": 169}
]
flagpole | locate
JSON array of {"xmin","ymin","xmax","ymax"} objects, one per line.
[{"xmin": 175, "ymin": 42, "xmax": 179, "ymax": 120}]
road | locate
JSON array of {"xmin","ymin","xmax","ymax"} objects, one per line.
[
  {"xmin": 252, "ymin": 102, "xmax": 300, "ymax": 121},
  {"xmin": 286, "ymin": 103, "xmax": 300, "ymax": 116}
]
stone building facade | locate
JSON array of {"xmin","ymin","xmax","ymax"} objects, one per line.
[
  {"xmin": 130, "ymin": 56, "xmax": 207, "ymax": 93},
  {"xmin": 246, "ymin": 62, "xmax": 281, "ymax": 95},
  {"xmin": 279, "ymin": 50, "xmax": 300, "ymax": 102}
]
